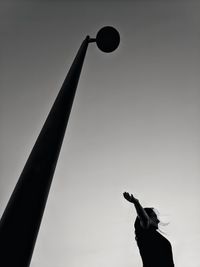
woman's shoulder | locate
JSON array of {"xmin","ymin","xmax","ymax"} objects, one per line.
[{"xmin": 134, "ymin": 217, "xmax": 149, "ymax": 233}]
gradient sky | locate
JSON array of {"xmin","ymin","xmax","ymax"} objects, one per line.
[{"xmin": 1, "ymin": 1, "xmax": 200, "ymax": 266}]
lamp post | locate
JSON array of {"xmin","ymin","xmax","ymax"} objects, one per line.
[{"xmin": 0, "ymin": 26, "xmax": 120, "ymax": 267}]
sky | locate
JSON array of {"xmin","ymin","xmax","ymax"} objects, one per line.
[{"xmin": 1, "ymin": 0, "xmax": 200, "ymax": 266}]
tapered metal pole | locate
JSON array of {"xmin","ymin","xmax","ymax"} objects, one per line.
[
  {"xmin": 0, "ymin": 27, "xmax": 120, "ymax": 267},
  {"xmin": 0, "ymin": 36, "xmax": 89, "ymax": 267}
]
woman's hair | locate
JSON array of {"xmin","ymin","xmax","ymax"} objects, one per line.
[
  {"xmin": 144, "ymin": 207, "xmax": 156, "ymax": 214},
  {"xmin": 144, "ymin": 207, "xmax": 159, "ymax": 221},
  {"xmin": 144, "ymin": 207, "xmax": 169, "ymax": 234}
]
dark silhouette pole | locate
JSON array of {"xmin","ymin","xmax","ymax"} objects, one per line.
[{"xmin": 0, "ymin": 27, "xmax": 120, "ymax": 267}]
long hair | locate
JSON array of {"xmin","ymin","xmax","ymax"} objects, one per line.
[{"xmin": 144, "ymin": 207, "xmax": 169, "ymax": 234}]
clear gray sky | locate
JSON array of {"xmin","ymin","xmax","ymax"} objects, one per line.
[{"xmin": 1, "ymin": 0, "xmax": 200, "ymax": 266}]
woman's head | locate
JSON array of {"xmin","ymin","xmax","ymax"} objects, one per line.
[{"xmin": 144, "ymin": 207, "xmax": 160, "ymax": 228}]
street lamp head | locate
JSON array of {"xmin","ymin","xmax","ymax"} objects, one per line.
[{"xmin": 95, "ymin": 26, "xmax": 120, "ymax": 53}]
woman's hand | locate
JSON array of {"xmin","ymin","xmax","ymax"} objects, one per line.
[{"xmin": 123, "ymin": 192, "xmax": 139, "ymax": 204}]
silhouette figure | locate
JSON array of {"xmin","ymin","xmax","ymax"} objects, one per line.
[{"xmin": 123, "ymin": 192, "xmax": 175, "ymax": 267}]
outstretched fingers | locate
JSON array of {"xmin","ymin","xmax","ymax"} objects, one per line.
[
  {"xmin": 123, "ymin": 192, "xmax": 133, "ymax": 202},
  {"xmin": 123, "ymin": 192, "xmax": 139, "ymax": 204}
]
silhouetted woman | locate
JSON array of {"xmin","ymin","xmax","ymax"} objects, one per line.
[{"xmin": 123, "ymin": 192, "xmax": 174, "ymax": 267}]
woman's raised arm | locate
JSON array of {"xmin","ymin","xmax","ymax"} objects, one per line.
[{"xmin": 123, "ymin": 192, "xmax": 150, "ymax": 229}]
